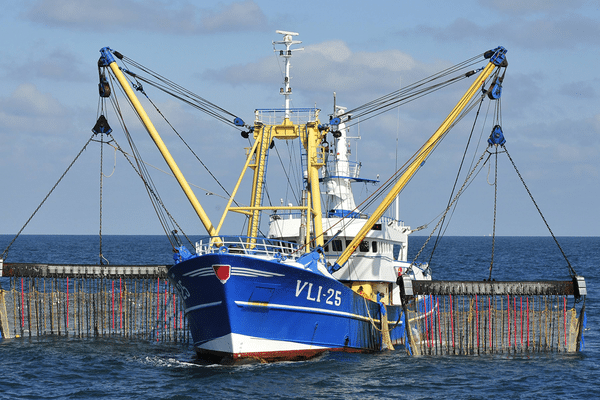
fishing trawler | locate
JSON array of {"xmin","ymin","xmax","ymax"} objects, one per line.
[{"xmin": 96, "ymin": 31, "xmax": 512, "ymax": 363}]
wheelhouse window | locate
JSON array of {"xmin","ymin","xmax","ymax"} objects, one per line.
[
  {"xmin": 372, "ymin": 241, "xmax": 378, "ymax": 253},
  {"xmin": 359, "ymin": 240, "xmax": 370, "ymax": 252},
  {"xmin": 332, "ymin": 240, "xmax": 343, "ymax": 252}
]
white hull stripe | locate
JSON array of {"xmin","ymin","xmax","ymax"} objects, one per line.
[
  {"xmin": 183, "ymin": 267, "xmax": 213, "ymax": 277},
  {"xmin": 183, "ymin": 266, "xmax": 285, "ymax": 278},
  {"xmin": 235, "ymin": 301, "xmax": 380, "ymax": 323},
  {"xmin": 231, "ymin": 267, "xmax": 285, "ymax": 277},
  {"xmin": 196, "ymin": 332, "xmax": 329, "ymax": 353},
  {"xmin": 185, "ymin": 301, "xmax": 222, "ymax": 313}
]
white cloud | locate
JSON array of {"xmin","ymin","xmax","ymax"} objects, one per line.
[
  {"xmin": 24, "ymin": 0, "xmax": 269, "ymax": 34},
  {"xmin": 402, "ymin": 13, "xmax": 600, "ymax": 50},
  {"xmin": 205, "ymin": 39, "xmax": 429, "ymax": 104},
  {"xmin": 6, "ymin": 48, "xmax": 88, "ymax": 82},
  {"xmin": 480, "ymin": 0, "xmax": 587, "ymax": 16},
  {"xmin": 0, "ymin": 82, "xmax": 77, "ymax": 159},
  {"xmin": 559, "ymin": 81, "xmax": 596, "ymax": 99},
  {"xmin": 1, "ymin": 83, "xmax": 66, "ymax": 118},
  {"xmin": 306, "ymin": 40, "xmax": 353, "ymax": 63},
  {"xmin": 199, "ymin": 1, "xmax": 268, "ymax": 33}
]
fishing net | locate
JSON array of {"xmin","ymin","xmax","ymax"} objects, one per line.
[
  {"xmin": 0, "ymin": 273, "xmax": 189, "ymax": 343},
  {"xmin": 399, "ymin": 277, "xmax": 586, "ymax": 356}
]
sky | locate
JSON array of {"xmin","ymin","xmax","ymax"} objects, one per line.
[{"xmin": 0, "ymin": 0, "xmax": 598, "ymax": 239}]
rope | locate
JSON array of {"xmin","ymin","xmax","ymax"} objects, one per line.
[
  {"xmin": 428, "ymin": 96, "xmax": 487, "ymax": 265},
  {"xmin": 341, "ymin": 54, "xmax": 485, "ymax": 129},
  {"xmin": 104, "ymin": 75, "xmax": 192, "ymax": 249},
  {"xmin": 1, "ymin": 134, "xmax": 95, "ymax": 261},
  {"xmin": 106, "ymin": 67, "xmax": 255, "ymax": 240},
  {"xmin": 99, "ymin": 131, "xmax": 105, "ymax": 265},
  {"xmin": 111, "ymin": 126, "xmax": 193, "ymax": 249},
  {"xmin": 362, "ymin": 296, "xmax": 402, "ymax": 335},
  {"xmin": 118, "ymin": 54, "xmax": 242, "ymax": 129},
  {"xmin": 411, "ymin": 149, "xmax": 492, "ymax": 267},
  {"xmin": 488, "ymin": 148, "xmax": 499, "ymax": 280},
  {"xmin": 504, "ymin": 146, "xmax": 577, "ymax": 278},
  {"xmin": 136, "ymin": 88, "xmax": 238, "ymax": 204}
]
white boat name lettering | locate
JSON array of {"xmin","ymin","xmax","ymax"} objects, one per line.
[
  {"xmin": 175, "ymin": 280, "xmax": 190, "ymax": 300},
  {"xmin": 295, "ymin": 280, "xmax": 341, "ymax": 306}
]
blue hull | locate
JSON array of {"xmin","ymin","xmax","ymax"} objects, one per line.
[{"xmin": 167, "ymin": 253, "xmax": 404, "ymax": 363}]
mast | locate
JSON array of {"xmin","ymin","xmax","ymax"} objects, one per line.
[
  {"xmin": 242, "ymin": 31, "xmax": 326, "ymax": 250},
  {"xmin": 273, "ymin": 31, "xmax": 302, "ymax": 119},
  {"xmin": 332, "ymin": 47, "xmax": 508, "ymax": 271},
  {"xmin": 98, "ymin": 48, "xmax": 218, "ymax": 238},
  {"xmin": 324, "ymin": 106, "xmax": 357, "ymax": 215}
]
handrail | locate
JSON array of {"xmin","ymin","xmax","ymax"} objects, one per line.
[{"xmin": 195, "ymin": 236, "xmax": 300, "ymax": 259}]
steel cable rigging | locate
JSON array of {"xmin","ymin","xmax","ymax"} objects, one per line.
[
  {"xmin": 115, "ymin": 52, "xmax": 248, "ymax": 130},
  {"xmin": 104, "ymin": 51, "xmax": 259, "ymax": 235},
  {"xmin": 100, "ymin": 71, "xmax": 194, "ymax": 250},
  {"xmin": 336, "ymin": 54, "xmax": 486, "ymax": 129}
]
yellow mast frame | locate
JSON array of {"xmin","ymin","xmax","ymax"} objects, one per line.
[{"xmin": 218, "ymin": 115, "xmax": 327, "ymax": 251}]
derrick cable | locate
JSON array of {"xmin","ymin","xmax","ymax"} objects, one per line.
[
  {"xmin": 488, "ymin": 146, "xmax": 499, "ymax": 280},
  {"xmin": 356, "ymin": 67, "xmax": 472, "ymax": 115},
  {"xmin": 273, "ymin": 142, "xmax": 301, "ymax": 207},
  {"xmin": 109, "ymin": 89, "xmax": 176, "ymax": 242},
  {"xmin": 340, "ymin": 55, "xmax": 485, "ymax": 127},
  {"xmin": 503, "ymin": 146, "xmax": 577, "ymax": 278},
  {"xmin": 105, "ymin": 73, "xmax": 190, "ymax": 249},
  {"xmin": 118, "ymin": 55, "xmax": 242, "ymax": 129},
  {"xmin": 98, "ymin": 95, "xmax": 107, "ymax": 265},
  {"xmin": 136, "ymin": 86, "xmax": 239, "ymax": 205},
  {"xmin": 116, "ymin": 65, "xmax": 241, "ymax": 209},
  {"xmin": 411, "ymin": 149, "xmax": 493, "ymax": 268},
  {"xmin": 488, "ymin": 88, "xmax": 503, "ymax": 280},
  {"xmin": 121, "ymin": 54, "xmax": 237, "ymax": 119},
  {"xmin": 315, "ymin": 91, "xmax": 489, "ymax": 245},
  {"xmin": 342, "ymin": 54, "xmax": 482, "ymax": 117},
  {"xmin": 110, "ymin": 102, "xmax": 193, "ymax": 249},
  {"xmin": 99, "ymin": 128, "xmax": 105, "ymax": 265},
  {"xmin": 342, "ymin": 72, "xmax": 475, "ymax": 130},
  {"xmin": 353, "ymin": 92, "xmax": 488, "ymax": 216},
  {"xmin": 1, "ymin": 134, "xmax": 96, "ymax": 260},
  {"xmin": 427, "ymin": 95, "xmax": 487, "ymax": 267},
  {"xmin": 128, "ymin": 74, "xmax": 237, "ymax": 127}
]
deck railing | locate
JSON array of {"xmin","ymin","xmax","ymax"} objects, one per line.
[
  {"xmin": 195, "ymin": 237, "xmax": 300, "ymax": 258},
  {"xmin": 254, "ymin": 108, "xmax": 319, "ymax": 125}
]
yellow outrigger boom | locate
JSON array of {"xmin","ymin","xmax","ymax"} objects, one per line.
[
  {"xmin": 331, "ymin": 47, "xmax": 508, "ymax": 271},
  {"xmin": 99, "ymin": 48, "xmax": 218, "ymax": 238}
]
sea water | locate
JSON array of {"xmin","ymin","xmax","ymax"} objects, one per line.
[{"xmin": 0, "ymin": 235, "xmax": 598, "ymax": 399}]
